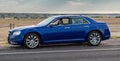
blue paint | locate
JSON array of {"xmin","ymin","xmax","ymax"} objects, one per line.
[{"xmin": 8, "ymin": 15, "xmax": 110, "ymax": 45}]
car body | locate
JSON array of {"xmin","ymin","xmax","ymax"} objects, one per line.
[{"xmin": 8, "ymin": 15, "xmax": 111, "ymax": 48}]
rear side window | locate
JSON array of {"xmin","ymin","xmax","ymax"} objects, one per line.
[{"xmin": 71, "ymin": 17, "xmax": 89, "ymax": 24}]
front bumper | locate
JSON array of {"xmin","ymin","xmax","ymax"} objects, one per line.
[{"xmin": 8, "ymin": 32, "xmax": 23, "ymax": 45}]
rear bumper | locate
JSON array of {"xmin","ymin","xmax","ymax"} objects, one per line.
[
  {"xmin": 102, "ymin": 29, "xmax": 111, "ymax": 40},
  {"xmin": 102, "ymin": 34, "xmax": 111, "ymax": 40}
]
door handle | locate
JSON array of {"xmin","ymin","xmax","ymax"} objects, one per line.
[
  {"xmin": 84, "ymin": 26, "xmax": 89, "ymax": 28},
  {"xmin": 64, "ymin": 27, "xmax": 70, "ymax": 29}
]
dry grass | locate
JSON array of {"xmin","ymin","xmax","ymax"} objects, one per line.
[
  {"xmin": 0, "ymin": 27, "xmax": 9, "ymax": 45},
  {"xmin": 0, "ymin": 18, "xmax": 44, "ymax": 27},
  {"xmin": 111, "ymin": 36, "xmax": 120, "ymax": 40},
  {"xmin": 93, "ymin": 18, "xmax": 120, "ymax": 24}
]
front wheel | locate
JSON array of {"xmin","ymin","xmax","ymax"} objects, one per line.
[
  {"xmin": 87, "ymin": 31, "xmax": 102, "ymax": 46},
  {"xmin": 23, "ymin": 33, "xmax": 40, "ymax": 49}
]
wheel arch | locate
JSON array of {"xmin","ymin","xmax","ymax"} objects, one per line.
[
  {"xmin": 22, "ymin": 32, "xmax": 42, "ymax": 44},
  {"xmin": 86, "ymin": 30, "xmax": 103, "ymax": 40},
  {"xmin": 86, "ymin": 30, "xmax": 102, "ymax": 46}
]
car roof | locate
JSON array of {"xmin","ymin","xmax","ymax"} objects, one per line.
[
  {"xmin": 53, "ymin": 15, "xmax": 86, "ymax": 18},
  {"xmin": 52, "ymin": 15, "xmax": 96, "ymax": 23}
]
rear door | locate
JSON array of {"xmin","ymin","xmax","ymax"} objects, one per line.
[{"xmin": 68, "ymin": 17, "xmax": 90, "ymax": 40}]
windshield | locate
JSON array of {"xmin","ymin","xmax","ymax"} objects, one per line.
[{"xmin": 37, "ymin": 16, "xmax": 55, "ymax": 26}]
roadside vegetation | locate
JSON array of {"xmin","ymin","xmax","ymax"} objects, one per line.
[{"xmin": 111, "ymin": 36, "xmax": 120, "ymax": 40}]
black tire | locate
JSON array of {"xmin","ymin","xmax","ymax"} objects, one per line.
[
  {"xmin": 23, "ymin": 33, "xmax": 40, "ymax": 49},
  {"xmin": 87, "ymin": 31, "xmax": 102, "ymax": 46}
]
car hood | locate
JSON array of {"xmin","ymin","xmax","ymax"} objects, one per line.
[{"xmin": 10, "ymin": 25, "xmax": 40, "ymax": 31}]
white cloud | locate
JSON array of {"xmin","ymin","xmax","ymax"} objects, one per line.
[
  {"xmin": 68, "ymin": 1, "xmax": 87, "ymax": 6},
  {"xmin": 40, "ymin": 1, "xmax": 88, "ymax": 13},
  {"xmin": 0, "ymin": 0, "xmax": 120, "ymax": 13},
  {"xmin": 0, "ymin": 0, "xmax": 18, "ymax": 6}
]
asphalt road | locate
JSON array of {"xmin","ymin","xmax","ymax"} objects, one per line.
[{"xmin": 0, "ymin": 39, "xmax": 120, "ymax": 61}]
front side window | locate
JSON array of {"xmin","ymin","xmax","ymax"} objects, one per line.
[
  {"xmin": 61, "ymin": 18, "xmax": 70, "ymax": 25},
  {"xmin": 52, "ymin": 18, "xmax": 70, "ymax": 26},
  {"xmin": 71, "ymin": 17, "xmax": 89, "ymax": 24},
  {"xmin": 37, "ymin": 16, "xmax": 55, "ymax": 26}
]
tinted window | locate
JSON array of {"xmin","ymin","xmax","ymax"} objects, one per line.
[
  {"xmin": 61, "ymin": 18, "xmax": 70, "ymax": 25},
  {"xmin": 53, "ymin": 18, "xmax": 70, "ymax": 25},
  {"xmin": 71, "ymin": 17, "xmax": 89, "ymax": 24}
]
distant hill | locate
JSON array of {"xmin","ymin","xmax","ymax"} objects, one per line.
[{"xmin": 0, "ymin": 13, "xmax": 120, "ymax": 18}]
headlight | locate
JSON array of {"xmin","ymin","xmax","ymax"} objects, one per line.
[{"xmin": 13, "ymin": 31, "xmax": 21, "ymax": 36}]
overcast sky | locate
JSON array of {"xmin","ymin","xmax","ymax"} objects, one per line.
[{"xmin": 0, "ymin": 0, "xmax": 120, "ymax": 13}]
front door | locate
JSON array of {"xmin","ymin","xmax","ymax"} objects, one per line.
[{"xmin": 43, "ymin": 17, "xmax": 72, "ymax": 43}]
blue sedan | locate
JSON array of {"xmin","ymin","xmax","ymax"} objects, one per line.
[{"xmin": 8, "ymin": 15, "xmax": 110, "ymax": 48}]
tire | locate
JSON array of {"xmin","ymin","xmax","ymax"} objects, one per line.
[
  {"xmin": 23, "ymin": 33, "xmax": 40, "ymax": 49},
  {"xmin": 87, "ymin": 31, "xmax": 102, "ymax": 46}
]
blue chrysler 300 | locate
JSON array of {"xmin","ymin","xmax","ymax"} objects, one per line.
[{"xmin": 8, "ymin": 15, "xmax": 110, "ymax": 48}]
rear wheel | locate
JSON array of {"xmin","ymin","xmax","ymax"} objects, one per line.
[
  {"xmin": 23, "ymin": 33, "xmax": 40, "ymax": 49},
  {"xmin": 87, "ymin": 31, "xmax": 102, "ymax": 46}
]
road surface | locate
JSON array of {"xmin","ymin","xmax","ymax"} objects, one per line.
[{"xmin": 0, "ymin": 39, "xmax": 120, "ymax": 61}]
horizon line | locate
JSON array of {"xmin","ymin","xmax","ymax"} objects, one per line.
[{"xmin": 0, "ymin": 12, "xmax": 120, "ymax": 14}]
